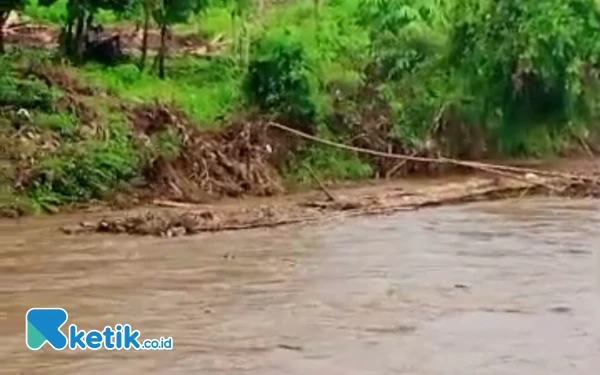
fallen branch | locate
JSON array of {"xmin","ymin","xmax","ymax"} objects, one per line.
[
  {"xmin": 467, "ymin": 163, "xmax": 561, "ymax": 193},
  {"xmin": 152, "ymin": 200, "xmax": 203, "ymax": 209},
  {"xmin": 267, "ymin": 121, "xmax": 597, "ymax": 183},
  {"xmin": 571, "ymin": 128, "xmax": 599, "ymax": 175},
  {"xmin": 303, "ymin": 163, "xmax": 337, "ymax": 202},
  {"xmin": 385, "ymin": 150, "xmax": 416, "ymax": 179}
]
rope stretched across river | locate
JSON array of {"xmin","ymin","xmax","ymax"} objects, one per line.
[{"xmin": 267, "ymin": 121, "xmax": 597, "ymax": 182}]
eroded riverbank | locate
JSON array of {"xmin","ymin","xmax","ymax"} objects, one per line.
[{"xmin": 47, "ymin": 156, "xmax": 599, "ymax": 237}]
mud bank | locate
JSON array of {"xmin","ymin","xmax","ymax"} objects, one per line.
[{"xmin": 60, "ymin": 158, "xmax": 600, "ymax": 237}]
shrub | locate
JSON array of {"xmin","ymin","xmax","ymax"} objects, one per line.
[
  {"xmin": 446, "ymin": 0, "xmax": 600, "ymax": 150},
  {"xmin": 357, "ymin": 0, "xmax": 445, "ymax": 81},
  {"xmin": 359, "ymin": 0, "xmax": 600, "ymax": 156},
  {"xmin": 243, "ymin": 28, "xmax": 319, "ymax": 129}
]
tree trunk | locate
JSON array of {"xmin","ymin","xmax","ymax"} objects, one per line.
[
  {"xmin": 139, "ymin": 7, "xmax": 151, "ymax": 70},
  {"xmin": 74, "ymin": 11, "xmax": 86, "ymax": 63},
  {"xmin": 60, "ymin": 8, "xmax": 75, "ymax": 57},
  {"xmin": 85, "ymin": 11, "xmax": 94, "ymax": 32},
  {"xmin": 0, "ymin": 11, "xmax": 7, "ymax": 54},
  {"xmin": 241, "ymin": 20, "xmax": 249, "ymax": 68},
  {"xmin": 60, "ymin": 20, "xmax": 74, "ymax": 57},
  {"xmin": 231, "ymin": 12, "xmax": 238, "ymax": 62},
  {"xmin": 158, "ymin": 23, "xmax": 168, "ymax": 79}
]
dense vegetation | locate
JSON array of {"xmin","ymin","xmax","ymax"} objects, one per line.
[{"xmin": 1, "ymin": 0, "xmax": 600, "ymax": 215}]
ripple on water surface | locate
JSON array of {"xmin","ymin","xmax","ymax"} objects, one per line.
[{"xmin": 0, "ymin": 197, "xmax": 598, "ymax": 374}]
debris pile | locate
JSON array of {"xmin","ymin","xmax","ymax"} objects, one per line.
[
  {"xmin": 61, "ymin": 205, "xmax": 315, "ymax": 237},
  {"xmin": 131, "ymin": 104, "xmax": 284, "ymax": 202},
  {"xmin": 61, "ymin": 171, "xmax": 600, "ymax": 237}
]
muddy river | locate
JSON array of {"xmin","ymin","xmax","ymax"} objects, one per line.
[{"xmin": 1, "ymin": 197, "xmax": 599, "ymax": 374}]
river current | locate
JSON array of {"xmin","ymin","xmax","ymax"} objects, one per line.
[{"xmin": 1, "ymin": 197, "xmax": 598, "ymax": 374}]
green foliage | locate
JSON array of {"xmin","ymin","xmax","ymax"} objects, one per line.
[
  {"xmin": 28, "ymin": 131, "xmax": 140, "ymax": 202},
  {"xmin": 35, "ymin": 112, "xmax": 77, "ymax": 137},
  {"xmin": 287, "ymin": 143, "xmax": 374, "ymax": 185},
  {"xmin": 185, "ymin": 4, "xmax": 230, "ymax": 35},
  {"xmin": 149, "ymin": 127, "xmax": 182, "ymax": 160},
  {"xmin": 357, "ymin": 0, "xmax": 445, "ymax": 80},
  {"xmin": 0, "ymin": 73, "xmax": 61, "ymax": 110},
  {"xmin": 244, "ymin": 28, "xmax": 319, "ymax": 126},
  {"xmin": 150, "ymin": 0, "xmax": 213, "ymax": 77},
  {"xmin": 448, "ymin": 0, "xmax": 600, "ymax": 124},
  {"xmin": 152, "ymin": 0, "xmax": 211, "ymax": 25},
  {"xmin": 5, "ymin": 0, "xmax": 600, "ymax": 214},
  {"xmin": 36, "ymin": 0, "xmax": 133, "ymax": 13},
  {"xmin": 107, "ymin": 62, "xmax": 142, "ymax": 84},
  {"xmin": 441, "ymin": 0, "xmax": 600, "ymax": 154},
  {"xmin": 344, "ymin": 0, "xmax": 600, "ymax": 156},
  {"xmin": 82, "ymin": 57, "xmax": 241, "ymax": 124},
  {"xmin": 25, "ymin": 0, "xmax": 67, "ymax": 23},
  {"xmin": 283, "ymin": 119, "xmax": 373, "ymax": 186},
  {"xmin": 25, "ymin": 0, "xmax": 119, "ymax": 24}
]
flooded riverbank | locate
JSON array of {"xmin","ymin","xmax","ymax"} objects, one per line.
[{"xmin": 1, "ymin": 197, "xmax": 598, "ymax": 374}]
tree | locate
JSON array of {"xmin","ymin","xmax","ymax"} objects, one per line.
[
  {"xmin": 138, "ymin": 0, "xmax": 159, "ymax": 70},
  {"xmin": 0, "ymin": 0, "xmax": 28, "ymax": 54},
  {"xmin": 230, "ymin": 0, "xmax": 252, "ymax": 67},
  {"xmin": 152, "ymin": 0, "xmax": 210, "ymax": 78},
  {"xmin": 39, "ymin": 0, "xmax": 135, "ymax": 63}
]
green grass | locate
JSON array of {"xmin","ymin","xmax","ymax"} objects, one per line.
[
  {"xmin": 34, "ymin": 112, "xmax": 78, "ymax": 138},
  {"xmin": 24, "ymin": 0, "xmax": 68, "ymax": 24},
  {"xmin": 177, "ymin": 5, "xmax": 234, "ymax": 36},
  {"xmin": 80, "ymin": 58, "xmax": 243, "ymax": 126}
]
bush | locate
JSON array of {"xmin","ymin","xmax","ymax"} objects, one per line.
[
  {"xmin": 357, "ymin": 0, "xmax": 445, "ymax": 81},
  {"xmin": 243, "ymin": 28, "xmax": 319, "ymax": 129},
  {"xmin": 446, "ymin": 0, "xmax": 600, "ymax": 151},
  {"xmin": 355, "ymin": 0, "xmax": 600, "ymax": 156}
]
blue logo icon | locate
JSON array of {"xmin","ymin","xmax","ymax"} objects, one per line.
[{"xmin": 26, "ymin": 308, "xmax": 69, "ymax": 350}]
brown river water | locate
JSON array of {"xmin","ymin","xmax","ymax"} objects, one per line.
[{"xmin": 1, "ymin": 197, "xmax": 599, "ymax": 374}]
